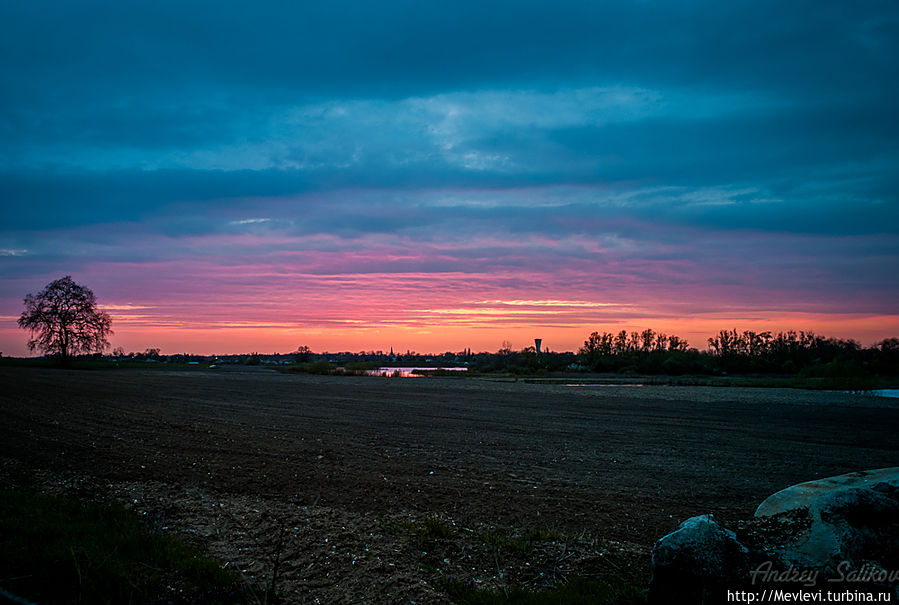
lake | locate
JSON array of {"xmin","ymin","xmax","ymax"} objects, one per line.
[{"xmin": 367, "ymin": 366, "xmax": 468, "ymax": 377}]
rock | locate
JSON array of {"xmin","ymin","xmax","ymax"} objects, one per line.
[
  {"xmin": 650, "ymin": 514, "xmax": 753, "ymax": 604},
  {"xmin": 650, "ymin": 469, "xmax": 899, "ymax": 603},
  {"xmin": 754, "ymin": 467, "xmax": 899, "ymax": 570}
]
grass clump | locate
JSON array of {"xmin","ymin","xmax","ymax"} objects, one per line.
[
  {"xmin": 418, "ymin": 514, "xmax": 456, "ymax": 541},
  {"xmin": 477, "ymin": 527, "xmax": 562, "ymax": 555},
  {"xmin": 0, "ymin": 488, "xmax": 252, "ymax": 604}
]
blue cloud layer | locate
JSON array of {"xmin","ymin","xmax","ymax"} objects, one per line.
[{"xmin": 1, "ymin": 0, "xmax": 897, "ymax": 336}]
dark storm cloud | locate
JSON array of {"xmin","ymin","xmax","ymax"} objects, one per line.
[
  {"xmin": 3, "ymin": 0, "xmax": 897, "ymax": 148},
  {"xmin": 4, "ymin": 1, "xmax": 896, "ymax": 99}
]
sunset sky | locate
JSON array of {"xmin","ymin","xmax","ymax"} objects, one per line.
[{"xmin": 1, "ymin": 1, "xmax": 897, "ymax": 356}]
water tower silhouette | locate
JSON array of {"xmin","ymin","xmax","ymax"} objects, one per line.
[{"xmin": 534, "ymin": 338, "xmax": 542, "ymax": 354}]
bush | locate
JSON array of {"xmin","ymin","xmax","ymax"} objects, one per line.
[
  {"xmin": 0, "ymin": 489, "xmax": 251, "ymax": 604},
  {"xmin": 289, "ymin": 360, "xmax": 335, "ymax": 374}
]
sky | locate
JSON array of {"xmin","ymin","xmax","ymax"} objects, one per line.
[{"xmin": 1, "ymin": 0, "xmax": 898, "ymax": 356}]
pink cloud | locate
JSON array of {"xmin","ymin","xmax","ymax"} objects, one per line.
[{"xmin": 1, "ymin": 214, "xmax": 895, "ymax": 356}]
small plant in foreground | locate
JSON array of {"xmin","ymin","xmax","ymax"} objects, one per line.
[{"xmin": 418, "ymin": 514, "xmax": 456, "ymax": 541}]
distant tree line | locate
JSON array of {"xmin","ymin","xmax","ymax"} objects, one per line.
[
  {"xmin": 577, "ymin": 328, "xmax": 899, "ymax": 378},
  {"xmin": 467, "ymin": 346, "xmax": 577, "ymax": 374},
  {"xmin": 109, "ymin": 348, "xmax": 208, "ymax": 364},
  {"xmin": 14, "ymin": 276, "xmax": 896, "ymax": 380},
  {"xmin": 285, "ymin": 345, "xmax": 579, "ymax": 375}
]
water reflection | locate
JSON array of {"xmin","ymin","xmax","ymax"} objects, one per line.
[
  {"xmin": 366, "ymin": 367, "xmax": 468, "ymax": 377},
  {"xmin": 565, "ymin": 383, "xmax": 644, "ymax": 387}
]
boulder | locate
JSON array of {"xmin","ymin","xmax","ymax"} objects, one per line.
[
  {"xmin": 650, "ymin": 514, "xmax": 752, "ymax": 604},
  {"xmin": 650, "ymin": 468, "xmax": 899, "ymax": 603},
  {"xmin": 754, "ymin": 467, "xmax": 899, "ymax": 570}
]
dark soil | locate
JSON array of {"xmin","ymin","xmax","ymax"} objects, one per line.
[{"xmin": 2, "ymin": 366, "xmax": 897, "ymax": 603}]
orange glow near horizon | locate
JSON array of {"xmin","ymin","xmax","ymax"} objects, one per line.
[
  {"xmin": 3, "ymin": 308, "xmax": 896, "ymax": 357},
  {"xmin": 2, "ymin": 237, "xmax": 897, "ymax": 358}
]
